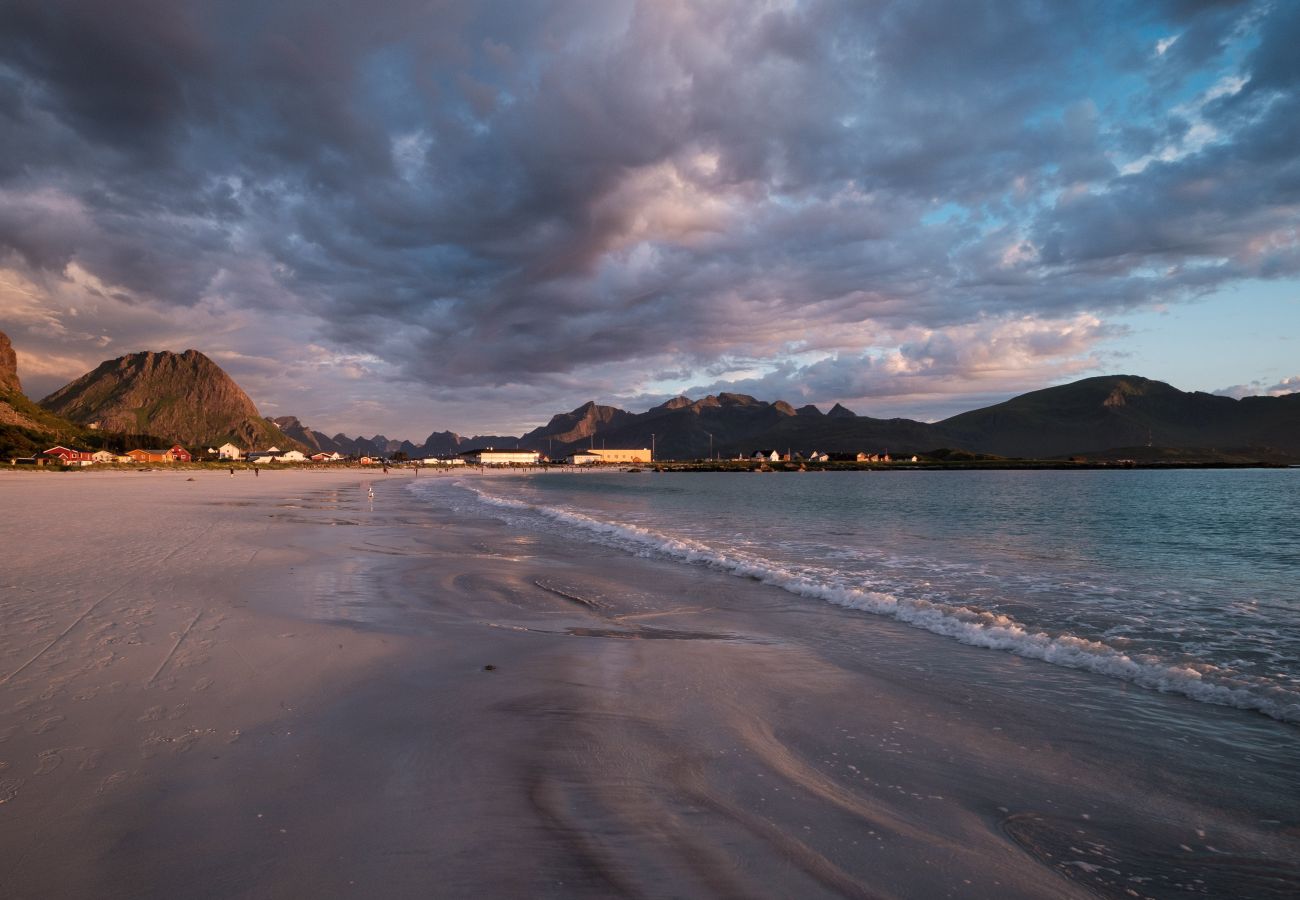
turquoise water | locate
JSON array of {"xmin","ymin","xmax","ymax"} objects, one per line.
[{"xmin": 415, "ymin": 469, "xmax": 1300, "ymax": 723}]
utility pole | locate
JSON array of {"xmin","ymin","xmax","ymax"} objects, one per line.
[
  {"xmin": 706, "ymin": 431, "xmax": 713, "ymax": 460},
  {"xmin": 651, "ymin": 433, "xmax": 656, "ymax": 459}
]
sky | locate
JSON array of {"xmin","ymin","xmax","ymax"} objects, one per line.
[{"xmin": 0, "ymin": 0, "xmax": 1297, "ymax": 438}]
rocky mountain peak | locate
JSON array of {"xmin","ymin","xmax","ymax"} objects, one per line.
[
  {"xmin": 39, "ymin": 348, "xmax": 296, "ymax": 449},
  {"xmin": 0, "ymin": 330, "xmax": 22, "ymax": 395},
  {"xmin": 716, "ymin": 392, "xmax": 760, "ymax": 407}
]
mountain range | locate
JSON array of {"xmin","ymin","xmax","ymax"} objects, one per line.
[
  {"xmin": 501, "ymin": 384, "xmax": 1293, "ymax": 461},
  {"xmin": 2, "ymin": 331, "xmax": 1297, "ymax": 462},
  {"xmin": 274, "ymin": 376, "xmax": 1299, "ymax": 463}
]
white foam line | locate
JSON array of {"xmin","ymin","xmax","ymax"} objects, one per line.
[{"xmin": 412, "ymin": 480, "xmax": 1300, "ymax": 724}]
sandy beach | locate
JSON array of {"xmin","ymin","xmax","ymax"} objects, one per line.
[{"xmin": 1, "ymin": 468, "xmax": 1296, "ymax": 899}]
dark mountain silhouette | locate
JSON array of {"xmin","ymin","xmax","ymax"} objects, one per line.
[
  {"xmin": 519, "ymin": 392, "xmax": 802, "ymax": 460},
  {"xmin": 505, "ymin": 376, "xmax": 1299, "ymax": 461},
  {"xmin": 268, "ymin": 420, "xmax": 519, "ymax": 458},
  {"xmin": 520, "ymin": 401, "xmax": 637, "ymax": 450},
  {"xmin": 935, "ymin": 375, "xmax": 1300, "ymax": 459}
]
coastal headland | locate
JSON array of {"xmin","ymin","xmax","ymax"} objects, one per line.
[{"xmin": 1, "ymin": 468, "xmax": 1296, "ymax": 898}]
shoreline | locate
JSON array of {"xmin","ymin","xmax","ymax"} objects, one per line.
[{"xmin": 2, "ymin": 470, "xmax": 1297, "ymax": 897}]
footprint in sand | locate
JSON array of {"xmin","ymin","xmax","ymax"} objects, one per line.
[
  {"xmin": 34, "ymin": 750, "xmax": 63, "ymax": 776},
  {"xmin": 96, "ymin": 771, "xmax": 128, "ymax": 794},
  {"xmin": 192, "ymin": 676, "xmax": 213, "ymax": 693},
  {"xmin": 172, "ymin": 730, "xmax": 209, "ymax": 754},
  {"xmin": 33, "ymin": 715, "xmax": 64, "ymax": 735},
  {"xmin": 166, "ymin": 703, "xmax": 189, "ymax": 720},
  {"xmin": 139, "ymin": 706, "xmax": 165, "ymax": 722},
  {"xmin": 0, "ymin": 725, "xmax": 17, "ymax": 743},
  {"xmin": 0, "ymin": 777, "xmax": 23, "ymax": 803},
  {"xmin": 140, "ymin": 731, "xmax": 166, "ymax": 759},
  {"xmin": 79, "ymin": 748, "xmax": 104, "ymax": 771}
]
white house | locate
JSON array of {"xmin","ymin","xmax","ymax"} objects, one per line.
[
  {"xmin": 217, "ymin": 443, "xmax": 243, "ymax": 460},
  {"xmin": 277, "ymin": 450, "xmax": 307, "ymax": 462},
  {"xmin": 310, "ymin": 451, "xmax": 345, "ymax": 462},
  {"xmin": 421, "ymin": 457, "xmax": 465, "ymax": 466},
  {"xmin": 91, "ymin": 450, "xmax": 116, "ymax": 463}
]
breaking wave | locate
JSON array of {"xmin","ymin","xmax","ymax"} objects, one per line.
[{"xmin": 414, "ymin": 480, "xmax": 1300, "ymax": 724}]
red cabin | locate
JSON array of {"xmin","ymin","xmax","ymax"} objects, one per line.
[{"xmin": 44, "ymin": 445, "xmax": 94, "ymax": 463}]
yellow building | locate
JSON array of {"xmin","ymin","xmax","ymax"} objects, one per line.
[{"xmin": 574, "ymin": 448, "xmax": 652, "ymax": 464}]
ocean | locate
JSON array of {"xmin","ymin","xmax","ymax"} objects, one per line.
[{"xmin": 414, "ymin": 468, "xmax": 1300, "ymax": 725}]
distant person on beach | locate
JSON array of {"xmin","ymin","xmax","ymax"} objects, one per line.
[
  {"xmin": 382, "ymin": 464, "xmax": 389, "ymax": 474},
  {"xmin": 229, "ymin": 468, "xmax": 234, "ymax": 477},
  {"xmin": 254, "ymin": 467, "xmax": 259, "ymax": 477}
]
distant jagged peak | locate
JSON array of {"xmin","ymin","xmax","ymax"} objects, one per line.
[
  {"xmin": 827, "ymin": 402, "xmax": 857, "ymax": 418},
  {"xmin": 772, "ymin": 400, "xmax": 797, "ymax": 416},
  {"xmin": 796, "ymin": 404, "xmax": 823, "ymax": 416},
  {"xmin": 542, "ymin": 400, "xmax": 626, "ymax": 423},
  {"xmin": 654, "ymin": 395, "xmax": 693, "ymax": 411},
  {"xmin": 716, "ymin": 392, "xmax": 761, "ymax": 406}
]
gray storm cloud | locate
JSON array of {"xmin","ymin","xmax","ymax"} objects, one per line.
[{"xmin": 0, "ymin": 0, "xmax": 1295, "ymax": 433}]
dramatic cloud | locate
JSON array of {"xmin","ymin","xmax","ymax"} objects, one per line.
[
  {"xmin": 0, "ymin": 0, "xmax": 1296, "ymax": 434},
  {"xmin": 1215, "ymin": 375, "xmax": 1300, "ymax": 399}
]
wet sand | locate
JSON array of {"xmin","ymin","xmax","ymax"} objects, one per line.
[{"xmin": 1, "ymin": 469, "xmax": 1296, "ymax": 898}]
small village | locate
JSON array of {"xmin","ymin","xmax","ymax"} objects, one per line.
[{"xmin": 12, "ymin": 441, "xmax": 921, "ymax": 468}]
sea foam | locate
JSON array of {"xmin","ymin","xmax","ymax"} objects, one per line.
[{"xmin": 414, "ymin": 480, "xmax": 1300, "ymax": 724}]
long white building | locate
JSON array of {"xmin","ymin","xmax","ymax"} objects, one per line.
[{"xmin": 464, "ymin": 448, "xmax": 541, "ymax": 465}]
